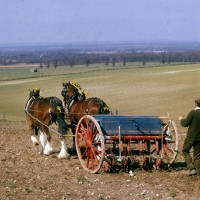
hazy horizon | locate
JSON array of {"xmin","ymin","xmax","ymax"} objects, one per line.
[{"xmin": 1, "ymin": 1, "xmax": 200, "ymax": 45}]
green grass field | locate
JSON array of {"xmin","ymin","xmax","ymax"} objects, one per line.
[
  {"xmin": 0, "ymin": 62, "xmax": 182, "ymax": 81},
  {"xmin": 0, "ymin": 63, "xmax": 200, "ymax": 124}
]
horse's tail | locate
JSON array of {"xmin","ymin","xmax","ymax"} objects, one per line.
[
  {"xmin": 94, "ymin": 98, "xmax": 111, "ymax": 114},
  {"xmin": 101, "ymin": 101, "xmax": 112, "ymax": 114},
  {"xmin": 51, "ymin": 97, "xmax": 69, "ymax": 135}
]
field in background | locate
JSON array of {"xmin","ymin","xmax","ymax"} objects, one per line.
[
  {"xmin": 0, "ymin": 63, "xmax": 200, "ymax": 123},
  {"xmin": 0, "ymin": 61, "xmax": 183, "ymax": 81}
]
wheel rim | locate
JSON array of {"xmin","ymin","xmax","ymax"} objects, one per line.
[
  {"xmin": 75, "ymin": 115, "xmax": 105, "ymax": 173},
  {"xmin": 160, "ymin": 119, "xmax": 179, "ymax": 164}
]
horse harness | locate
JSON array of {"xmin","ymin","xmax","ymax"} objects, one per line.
[
  {"xmin": 25, "ymin": 94, "xmax": 65, "ymax": 137},
  {"xmin": 25, "ymin": 95, "xmax": 61, "ymax": 125},
  {"xmin": 62, "ymin": 82, "xmax": 110, "ymax": 126},
  {"xmin": 65, "ymin": 95, "xmax": 104, "ymax": 116}
]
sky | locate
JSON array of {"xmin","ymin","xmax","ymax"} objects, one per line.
[{"xmin": 1, "ymin": 0, "xmax": 200, "ymax": 45}]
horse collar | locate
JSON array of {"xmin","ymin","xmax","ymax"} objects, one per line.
[{"xmin": 67, "ymin": 99, "xmax": 74, "ymax": 112}]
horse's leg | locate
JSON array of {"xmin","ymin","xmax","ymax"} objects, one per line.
[
  {"xmin": 39, "ymin": 130, "xmax": 47, "ymax": 148},
  {"xmin": 30, "ymin": 126, "xmax": 39, "ymax": 146},
  {"xmin": 31, "ymin": 135, "xmax": 39, "ymax": 146},
  {"xmin": 38, "ymin": 130, "xmax": 47, "ymax": 154},
  {"xmin": 67, "ymin": 128, "xmax": 77, "ymax": 155},
  {"xmin": 57, "ymin": 137, "xmax": 69, "ymax": 159},
  {"xmin": 55, "ymin": 111, "xmax": 72, "ymax": 156},
  {"xmin": 43, "ymin": 128, "xmax": 53, "ymax": 155}
]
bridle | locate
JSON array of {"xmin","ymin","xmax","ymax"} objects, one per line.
[{"xmin": 61, "ymin": 82, "xmax": 80, "ymax": 113}]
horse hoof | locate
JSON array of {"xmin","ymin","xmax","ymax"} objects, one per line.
[
  {"xmin": 57, "ymin": 152, "xmax": 69, "ymax": 159},
  {"xmin": 66, "ymin": 156, "xmax": 70, "ymax": 160},
  {"xmin": 67, "ymin": 147, "xmax": 77, "ymax": 155}
]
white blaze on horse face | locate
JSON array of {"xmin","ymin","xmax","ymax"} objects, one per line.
[
  {"xmin": 31, "ymin": 135, "xmax": 39, "ymax": 146},
  {"xmin": 39, "ymin": 131, "xmax": 47, "ymax": 149},
  {"xmin": 44, "ymin": 141, "xmax": 53, "ymax": 155},
  {"xmin": 57, "ymin": 140, "xmax": 68, "ymax": 159}
]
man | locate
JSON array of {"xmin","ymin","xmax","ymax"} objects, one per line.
[{"xmin": 178, "ymin": 97, "xmax": 200, "ymax": 177}]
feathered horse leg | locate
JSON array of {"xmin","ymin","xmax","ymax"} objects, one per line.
[
  {"xmin": 31, "ymin": 134, "xmax": 39, "ymax": 146},
  {"xmin": 58, "ymin": 137, "xmax": 69, "ymax": 159},
  {"xmin": 56, "ymin": 108, "xmax": 70, "ymax": 158},
  {"xmin": 30, "ymin": 126, "xmax": 40, "ymax": 152},
  {"xmin": 43, "ymin": 128, "xmax": 53, "ymax": 155},
  {"xmin": 38, "ymin": 130, "xmax": 47, "ymax": 154}
]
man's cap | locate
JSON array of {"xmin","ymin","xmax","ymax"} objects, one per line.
[{"xmin": 195, "ymin": 97, "xmax": 200, "ymax": 104}]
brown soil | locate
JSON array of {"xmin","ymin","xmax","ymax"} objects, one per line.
[{"xmin": 0, "ymin": 120, "xmax": 200, "ymax": 200}]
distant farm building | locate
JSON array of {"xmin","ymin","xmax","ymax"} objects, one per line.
[{"xmin": 31, "ymin": 68, "xmax": 38, "ymax": 73}]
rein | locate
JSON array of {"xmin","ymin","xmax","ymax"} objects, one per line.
[
  {"xmin": 25, "ymin": 108, "xmax": 63, "ymax": 137},
  {"xmin": 25, "ymin": 109, "xmax": 73, "ymax": 137},
  {"xmin": 25, "ymin": 109, "xmax": 66, "ymax": 114}
]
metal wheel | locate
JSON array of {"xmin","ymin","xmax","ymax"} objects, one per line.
[
  {"xmin": 75, "ymin": 115, "xmax": 105, "ymax": 173},
  {"xmin": 160, "ymin": 119, "xmax": 179, "ymax": 164}
]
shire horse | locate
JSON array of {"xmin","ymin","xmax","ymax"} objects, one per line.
[
  {"xmin": 61, "ymin": 81, "xmax": 111, "ymax": 154},
  {"xmin": 25, "ymin": 88, "xmax": 70, "ymax": 159}
]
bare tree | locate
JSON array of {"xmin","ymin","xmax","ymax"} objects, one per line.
[
  {"xmin": 162, "ymin": 53, "xmax": 165, "ymax": 65},
  {"xmin": 85, "ymin": 58, "xmax": 91, "ymax": 67},
  {"xmin": 112, "ymin": 57, "xmax": 116, "ymax": 67},
  {"xmin": 143, "ymin": 55, "xmax": 146, "ymax": 65},
  {"xmin": 168, "ymin": 54, "xmax": 171, "ymax": 64},
  {"xmin": 122, "ymin": 57, "xmax": 126, "ymax": 66},
  {"xmin": 54, "ymin": 59, "xmax": 58, "ymax": 68},
  {"xmin": 45, "ymin": 60, "xmax": 50, "ymax": 68},
  {"xmin": 39, "ymin": 55, "xmax": 43, "ymax": 68},
  {"xmin": 105, "ymin": 56, "xmax": 109, "ymax": 66},
  {"xmin": 68, "ymin": 58, "xmax": 75, "ymax": 68}
]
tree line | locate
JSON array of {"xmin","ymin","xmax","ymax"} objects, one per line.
[{"xmin": 1, "ymin": 44, "xmax": 200, "ymax": 68}]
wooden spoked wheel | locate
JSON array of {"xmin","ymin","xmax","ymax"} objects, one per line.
[
  {"xmin": 75, "ymin": 115, "xmax": 105, "ymax": 173},
  {"xmin": 160, "ymin": 119, "xmax": 179, "ymax": 164}
]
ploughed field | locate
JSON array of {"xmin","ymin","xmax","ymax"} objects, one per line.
[
  {"xmin": 1, "ymin": 120, "xmax": 200, "ymax": 200},
  {"xmin": 1, "ymin": 64, "xmax": 200, "ymax": 199}
]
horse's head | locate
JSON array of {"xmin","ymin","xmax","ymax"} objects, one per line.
[
  {"xmin": 61, "ymin": 82, "xmax": 75, "ymax": 103},
  {"xmin": 61, "ymin": 81, "xmax": 86, "ymax": 105},
  {"xmin": 29, "ymin": 87, "xmax": 41, "ymax": 99}
]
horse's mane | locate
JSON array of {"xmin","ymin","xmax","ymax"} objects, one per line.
[
  {"xmin": 69, "ymin": 81, "xmax": 82, "ymax": 92},
  {"xmin": 69, "ymin": 81, "xmax": 88, "ymax": 100}
]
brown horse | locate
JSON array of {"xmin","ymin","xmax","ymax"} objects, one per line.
[
  {"xmin": 61, "ymin": 81, "xmax": 111, "ymax": 154},
  {"xmin": 25, "ymin": 88, "xmax": 70, "ymax": 158}
]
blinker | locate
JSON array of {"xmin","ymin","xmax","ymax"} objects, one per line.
[{"xmin": 61, "ymin": 88, "xmax": 67, "ymax": 97}]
